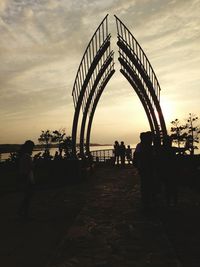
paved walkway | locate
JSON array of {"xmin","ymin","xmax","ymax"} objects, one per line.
[
  {"xmin": 1, "ymin": 165, "xmax": 200, "ymax": 267},
  {"xmin": 47, "ymin": 166, "xmax": 179, "ymax": 267}
]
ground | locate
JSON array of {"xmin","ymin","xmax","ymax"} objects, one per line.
[{"xmin": 1, "ymin": 165, "xmax": 200, "ymax": 267}]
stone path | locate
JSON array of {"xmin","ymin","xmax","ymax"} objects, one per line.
[
  {"xmin": 1, "ymin": 165, "xmax": 200, "ymax": 267},
  {"xmin": 47, "ymin": 167, "xmax": 179, "ymax": 267}
]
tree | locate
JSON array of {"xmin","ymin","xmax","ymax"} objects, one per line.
[
  {"xmin": 60, "ymin": 136, "xmax": 73, "ymax": 158},
  {"xmin": 170, "ymin": 114, "xmax": 200, "ymax": 155},
  {"xmin": 52, "ymin": 129, "xmax": 66, "ymax": 145},
  {"xmin": 184, "ymin": 113, "xmax": 200, "ymax": 155},
  {"xmin": 38, "ymin": 130, "xmax": 53, "ymax": 151},
  {"xmin": 38, "ymin": 129, "xmax": 73, "ymax": 158},
  {"xmin": 170, "ymin": 119, "xmax": 187, "ymax": 149}
]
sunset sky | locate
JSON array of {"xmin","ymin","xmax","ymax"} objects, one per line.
[{"xmin": 0, "ymin": 0, "xmax": 200, "ymax": 145}]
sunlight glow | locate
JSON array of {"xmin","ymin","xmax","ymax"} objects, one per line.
[{"xmin": 160, "ymin": 97, "xmax": 175, "ymax": 125}]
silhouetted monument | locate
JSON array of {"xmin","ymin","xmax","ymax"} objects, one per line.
[{"xmin": 71, "ymin": 15, "xmax": 167, "ymax": 158}]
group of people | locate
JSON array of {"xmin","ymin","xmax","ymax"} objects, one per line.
[
  {"xmin": 16, "ymin": 133, "xmax": 179, "ymax": 219},
  {"xmin": 113, "ymin": 141, "xmax": 132, "ymax": 166},
  {"xmin": 134, "ymin": 131, "xmax": 178, "ymax": 211}
]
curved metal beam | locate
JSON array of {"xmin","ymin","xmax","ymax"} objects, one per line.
[
  {"xmin": 79, "ymin": 53, "xmax": 114, "ymax": 157},
  {"xmin": 120, "ymin": 69, "xmax": 155, "ymax": 135},
  {"xmin": 86, "ymin": 69, "xmax": 115, "ymax": 154},
  {"xmin": 71, "ymin": 37, "xmax": 111, "ymax": 156},
  {"xmin": 119, "ymin": 57, "xmax": 160, "ymax": 137},
  {"xmin": 117, "ymin": 40, "xmax": 167, "ymax": 136},
  {"xmin": 115, "ymin": 15, "xmax": 161, "ymax": 100},
  {"xmin": 115, "ymin": 15, "xmax": 167, "ymax": 141}
]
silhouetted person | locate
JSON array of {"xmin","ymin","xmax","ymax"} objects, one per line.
[
  {"xmin": 161, "ymin": 135, "xmax": 178, "ymax": 207},
  {"xmin": 135, "ymin": 132, "xmax": 155, "ymax": 211},
  {"xmin": 126, "ymin": 145, "xmax": 132, "ymax": 165},
  {"xmin": 133, "ymin": 132, "xmax": 146, "ymax": 168},
  {"xmin": 113, "ymin": 141, "xmax": 120, "ymax": 165},
  {"xmin": 18, "ymin": 140, "xmax": 35, "ymax": 220},
  {"xmin": 119, "ymin": 141, "xmax": 126, "ymax": 166}
]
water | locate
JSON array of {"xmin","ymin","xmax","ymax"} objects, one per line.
[
  {"xmin": 0, "ymin": 145, "xmax": 113, "ymax": 161},
  {"xmin": 0, "ymin": 144, "xmax": 137, "ymax": 161},
  {"xmin": 2, "ymin": 143, "xmax": 198, "ymax": 161}
]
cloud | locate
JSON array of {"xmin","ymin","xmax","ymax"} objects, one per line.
[
  {"xmin": 0, "ymin": 0, "xmax": 9, "ymax": 13},
  {"xmin": 0, "ymin": 0, "xmax": 200, "ymax": 143}
]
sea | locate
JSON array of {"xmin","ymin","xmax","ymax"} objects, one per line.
[
  {"xmin": 0, "ymin": 145, "xmax": 137, "ymax": 161},
  {"xmin": 1, "ymin": 143, "xmax": 199, "ymax": 161}
]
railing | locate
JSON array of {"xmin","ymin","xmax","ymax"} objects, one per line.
[{"xmin": 91, "ymin": 148, "xmax": 135, "ymax": 163}]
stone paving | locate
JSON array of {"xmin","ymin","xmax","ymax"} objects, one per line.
[
  {"xmin": 1, "ymin": 165, "xmax": 200, "ymax": 267},
  {"xmin": 47, "ymin": 166, "xmax": 180, "ymax": 267}
]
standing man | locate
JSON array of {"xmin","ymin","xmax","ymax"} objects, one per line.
[
  {"xmin": 113, "ymin": 141, "xmax": 120, "ymax": 165},
  {"xmin": 18, "ymin": 140, "xmax": 35, "ymax": 220},
  {"xmin": 119, "ymin": 141, "xmax": 126, "ymax": 167},
  {"xmin": 134, "ymin": 132, "xmax": 155, "ymax": 211}
]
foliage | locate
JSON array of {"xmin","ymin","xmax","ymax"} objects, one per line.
[
  {"xmin": 60, "ymin": 136, "xmax": 73, "ymax": 158},
  {"xmin": 170, "ymin": 119, "xmax": 187, "ymax": 148},
  {"xmin": 4, "ymin": 152, "xmax": 19, "ymax": 163},
  {"xmin": 38, "ymin": 128, "xmax": 74, "ymax": 158},
  {"xmin": 170, "ymin": 114, "xmax": 200, "ymax": 155},
  {"xmin": 184, "ymin": 113, "xmax": 200, "ymax": 155},
  {"xmin": 52, "ymin": 129, "xmax": 66, "ymax": 144},
  {"xmin": 38, "ymin": 130, "xmax": 53, "ymax": 151},
  {"xmin": 38, "ymin": 128, "xmax": 66, "ymax": 151}
]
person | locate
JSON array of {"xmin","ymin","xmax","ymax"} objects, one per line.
[
  {"xmin": 133, "ymin": 132, "xmax": 145, "ymax": 168},
  {"xmin": 113, "ymin": 141, "xmax": 120, "ymax": 165},
  {"xmin": 160, "ymin": 135, "xmax": 178, "ymax": 207},
  {"xmin": 126, "ymin": 145, "xmax": 132, "ymax": 165},
  {"xmin": 134, "ymin": 132, "xmax": 155, "ymax": 211},
  {"xmin": 17, "ymin": 140, "xmax": 35, "ymax": 220},
  {"xmin": 119, "ymin": 141, "xmax": 126, "ymax": 167}
]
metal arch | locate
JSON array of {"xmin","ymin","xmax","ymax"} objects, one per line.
[
  {"xmin": 71, "ymin": 15, "xmax": 168, "ymax": 158},
  {"xmin": 79, "ymin": 52, "xmax": 114, "ymax": 157},
  {"xmin": 115, "ymin": 15, "xmax": 167, "ymax": 142},
  {"xmin": 71, "ymin": 15, "xmax": 114, "ymax": 157}
]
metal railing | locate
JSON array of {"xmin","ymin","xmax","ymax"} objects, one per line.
[{"xmin": 90, "ymin": 148, "xmax": 135, "ymax": 163}]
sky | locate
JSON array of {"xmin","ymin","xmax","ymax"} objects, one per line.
[{"xmin": 0, "ymin": 0, "xmax": 200, "ymax": 145}]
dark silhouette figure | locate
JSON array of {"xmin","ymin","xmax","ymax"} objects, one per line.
[
  {"xmin": 119, "ymin": 141, "xmax": 126, "ymax": 167},
  {"xmin": 134, "ymin": 132, "xmax": 155, "ymax": 210},
  {"xmin": 18, "ymin": 140, "xmax": 35, "ymax": 220},
  {"xmin": 133, "ymin": 132, "xmax": 146, "ymax": 168},
  {"xmin": 160, "ymin": 136, "xmax": 178, "ymax": 207},
  {"xmin": 113, "ymin": 141, "xmax": 120, "ymax": 165},
  {"xmin": 126, "ymin": 145, "xmax": 132, "ymax": 164}
]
